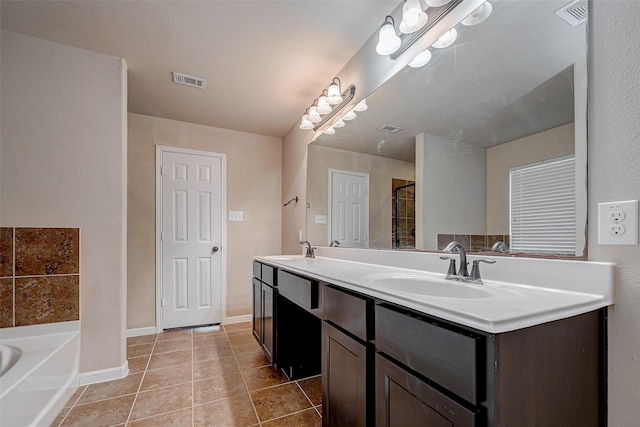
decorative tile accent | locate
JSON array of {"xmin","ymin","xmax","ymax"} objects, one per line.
[
  {"xmin": 15, "ymin": 275, "xmax": 79, "ymax": 326},
  {"xmin": 15, "ymin": 228, "xmax": 79, "ymax": 276},
  {"xmin": 471, "ymin": 234, "xmax": 488, "ymax": 252},
  {"xmin": 0, "ymin": 228, "xmax": 13, "ymax": 277},
  {"xmin": 487, "ymin": 234, "xmax": 507, "ymax": 251},
  {"xmin": 437, "ymin": 234, "xmax": 455, "ymax": 250},
  {"xmin": 0, "ymin": 278, "xmax": 14, "ymax": 328}
]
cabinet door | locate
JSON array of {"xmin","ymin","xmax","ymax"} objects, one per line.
[
  {"xmin": 376, "ymin": 354, "xmax": 477, "ymax": 427},
  {"xmin": 252, "ymin": 278, "xmax": 262, "ymax": 344},
  {"xmin": 322, "ymin": 322, "xmax": 367, "ymax": 427},
  {"xmin": 261, "ymin": 283, "xmax": 274, "ymax": 363}
]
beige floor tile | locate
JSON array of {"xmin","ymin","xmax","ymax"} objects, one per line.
[
  {"xmin": 60, "ymin": 394, "xmax": 135, "ymax": 427},
  {"xmin": 126, "ymin": 342, "xmax": 154, "ymax": 358},
  {"xmin": 193, "ymin": 333, "xmax": 229, "ymax": 349},
  {"xmin": 63, "ymin": 385, "xmax": 87, "ymax": 408},
  {"xmin": 147, "ymin": 349, "xmax": 192, "ymax": 371},
  {"xmin": 315, "ymin": 405, "xmax": 322, "ymax": 417},
  {"xmin": 226, "ymin": 329, "xmax": 254, "ymax": 342},
  {"xmin": 251, "ymin": 382, "xmax": 312, "ymax": 422},
  {"xmin": 223, "ymin": 321, "xmax": 252, "ymax": 332},
  {"xmin": 192, "ymin": 324, "xmax": 224, "ymax": 335},
  {"xmin": 297, "ymin": 375, "xmax": 322, "ymax": 406},
  {"xmin": 153, "ymin": 336, "xmax": 192, "ymax": 354},
  {"xmin": 243, "ymin": 365, "xmax": 289, "ymax": 391},
  {"xmin": 130, "ymin": 382, "xmax": 192, "ymax": 421},
  {"xmin": 77, "ymin": 373, "xmax": 143, "ymax": 404},
  {"xmin": 193, "ymin": 342, "xmax": 235, "ymax": 362},
  {"xmin": 140, "ymin": 363, "xmax": 192, "ymax": 391},
  {"xmin": 193, "ymin": 370, "xmax": 247, "ymax": 404},
  {"xmin": 127, "ymin": 355, "xmax": 150, "ymax": 374},
  {"xmin": 193, "ymin": 356, "xmax": 239, "ymax": 380},
  {"xmin": 127, "ymin": 407, "xmax": 192, "ymax": 427},
  {"xmin": 230, "ymin": 337, "xmax": 263, "ymax": 354},
  {"xmin": 51, "ymin": 407, "xmax": 70, "ymax": 426},
  {"xmin": 235, "ymin": 349, "xmax": 270, "ymax": 370},
  {"xmin": 127, "ymin": 334, "xmax": 157, "ymax": 346},
  {"xmin": 194, "ymin": 393, "xmax": 258, "ymax": 427},
  {"xmin": 261, "ymin": 408, "xmax": 322, "ymax": 427},
  {"xmin": 156, "ymin": 329, "xmax": 193, "ymax": 341}
]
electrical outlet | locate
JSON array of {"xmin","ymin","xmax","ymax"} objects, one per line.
[
  {"xmin": 228, "ymin": 211, "xmax": 244, "ymax": 222},
  {"xmin": 298, "ymin": 229, "xmax": 303, "ymax": 242},
  {"xmin": 598, "ymin": 200, "xmax": 638, "ymax": 245}
]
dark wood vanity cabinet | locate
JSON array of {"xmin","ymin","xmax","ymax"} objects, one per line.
[
  {"xmin": 252, "ymin": 262, "xmax": 276, "ymax": 364},
  {"xmin": 322, "ymin": 286, "xmax": 374, "ymax": 427}
]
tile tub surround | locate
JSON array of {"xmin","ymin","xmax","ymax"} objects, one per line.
[
  {"xmin": 54, "ymin": 322, "xmax": 322, "ymax": 427},
  {"xmin": 0, "ymin": 227, "xmax": 80, "ymax": 328}
]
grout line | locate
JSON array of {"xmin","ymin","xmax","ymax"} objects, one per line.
[
  {"xmin": 260, "ymin": 406, "xmax": 319, "ymax": 424},
  {"xmin": 191, "ymin": 329, "xmax": 195, "ymax": 427},
  {"xmin": 226, "ymin": 326, "xmax": 262, "ymax": 426},
  {"xmin": 124, "ymin": 332, "xmax": 159, "ymax": 425},
  {"xmin": 294, "ymin": 380, "xmax": 317, "ymax": 409}
]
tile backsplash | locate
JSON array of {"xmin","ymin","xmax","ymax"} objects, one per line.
[
  {"xmin": 437, "ymin": 233, "xmax": 510, "ymax": 252},
  {"xmin": 0, "ymin": 227, "xmax": 80, "ymax": 328}
]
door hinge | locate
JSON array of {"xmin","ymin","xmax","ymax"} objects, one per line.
[
  {"xmin": 161, "ymin": 297, "xmax": 165, "ymax": 307},
  {"xmin": 160, "ymin": 165, "xmax": 165, "ymax": 175}
]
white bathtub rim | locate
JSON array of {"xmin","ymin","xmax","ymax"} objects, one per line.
[{"xmin": 0, "ymin": 320, "xmax": 80, "ymax": 340}]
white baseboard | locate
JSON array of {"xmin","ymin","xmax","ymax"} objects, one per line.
[
  {"xmin": 126, "ymin": 326, "xmax": 158, "ymax": 338},
  {"xmin": 223, "ymin": 314, "xmax": 252, "ymax": 325},
  {"xmin": 79, "ymin": 360, "xmax": 129, "ymax": 385}
]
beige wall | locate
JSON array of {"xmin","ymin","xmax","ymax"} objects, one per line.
[
  {"xmin": 0, "ymin": 30, "xmax": 128, "ymax": 374},
  {"xmin": 486, "ymin": 123, "xmax": 575, "ymax": 234},
  {"xmin": 589, "ymin": 2, "xmax": 640, "ymax": 426},
  {"xmin": 307, "ymin": 144, "xmax": 415, "ymax": 249},
  {"xmin": 127, "ymin": 113, "xmax": 282, "ymax": 328}
]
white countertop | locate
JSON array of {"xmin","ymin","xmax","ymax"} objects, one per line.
[{"xmin": 254, "ymin": 252, "xmax": 614, "ymax": 334}]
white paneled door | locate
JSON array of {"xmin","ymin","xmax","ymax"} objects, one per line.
[
  {"xmin": 160, "ymin": 150, "xmax": 224, "ymax": 329},
  {"xmin": 329, "ymin": 169, "xmax": 369, "ymax": 248}
]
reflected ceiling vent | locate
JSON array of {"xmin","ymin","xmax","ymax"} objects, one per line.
[
  {"xmin": 172, "ymin": 72, "xmax": 207, "ymax": 89},
  {"xmin": 379, "ymin": 124, "xmax": 402, "ymax": 134},
  {"xmin": 555, "ymin": 0, "xmax": 587, "ymax": 27}
]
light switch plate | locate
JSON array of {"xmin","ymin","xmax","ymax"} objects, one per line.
[
  {"xmin": 598, "ymin": 200, "xmax": 638, "ymax": 245},
  {"xmin": 229, "ymin": 211, "xmax": 244, "ymax": 222},
  {"xmin": 315, "ymin": 215, "xmax": 327, "ymax": 224}
]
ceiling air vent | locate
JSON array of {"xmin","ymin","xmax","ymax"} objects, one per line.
[
  {"xmin": 555, "ymin": 0, "xmax": 587, "ymax": 27},
  {"xmin": 379, "ymin": 124, "xmax": 402, "ymax": 134},
  {"xmin": 172, "ymin": 72, "xmax": 207, "ymax": 89}
]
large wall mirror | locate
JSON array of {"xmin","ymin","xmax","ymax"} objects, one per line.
[{"xmin": 306, "ymin": 0, "xmax": 587, "ymax": 257}]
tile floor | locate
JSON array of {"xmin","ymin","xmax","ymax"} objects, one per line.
[{"xmin": 53, "ymin": 322, "xmax": 322, "ymax": 427}]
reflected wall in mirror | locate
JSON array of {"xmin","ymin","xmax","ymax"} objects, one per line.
[{"xmin": 306, "ymin": 0, "xmax": 587, "ymax": 256}]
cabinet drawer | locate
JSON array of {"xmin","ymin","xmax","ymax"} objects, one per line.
[
  {"xmin": 261, "ymin": 264, "xmax": 276, "ymax": 286},
  {"xmin": 375, "ymin": 304, "xmax": 484, "ymax": 404},
  {"xmin": 323, "ymin": 285, "xmax": 370, "ymax": 342},
  {"xmin": 253, "ymin": 261, "xmax": 262, "ymax": 279},
  {"xmin": 278, "ymin": 270, "xmax": 318, "ymax": 311}
]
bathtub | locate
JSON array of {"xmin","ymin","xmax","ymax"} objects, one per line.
[{"xmin": 0, "ymin": 321, "xmax": 80, "ymax": 427}]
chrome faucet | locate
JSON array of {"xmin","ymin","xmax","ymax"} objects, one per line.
[
  {"xmin": 329, "ymin": 240, "xmax": 341, "ymax": 247},
  {"xmin": 443, "ymin": 241, "xmax": 468, "ymax": 277},
  {"xmin": 491, "ymin": 241, "xmax": 509, "ymax": 253},
  {"xmin": 300, "ymin": 240, "xmax": 316, "ymax": 258}
]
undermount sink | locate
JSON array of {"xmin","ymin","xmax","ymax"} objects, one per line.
[{"xmin": 365, "ymin": 274, "xmax": 493, "ymax": 299}]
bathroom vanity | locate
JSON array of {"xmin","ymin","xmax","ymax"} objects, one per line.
[{"xmin": 252, "ymin": 251, "xmax": 612, "ymax": 427}]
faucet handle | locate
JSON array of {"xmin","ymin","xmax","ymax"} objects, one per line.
[
  {"xmin": 470, "ymin": 259, "xmax": 496, "ymax": 280},
  {"xmin": 439, "ymin": 256, "xmax": 457, "ymax": 277}
]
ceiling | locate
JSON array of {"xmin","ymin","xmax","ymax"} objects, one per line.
[{"xmin": 0, "ymin": 0, "xmax": 397, "ymax": 138}]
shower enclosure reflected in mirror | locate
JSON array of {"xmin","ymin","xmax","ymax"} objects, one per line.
[{"xmin": 306, "ymin": 0, "xmax": 587, "ymax": 257}]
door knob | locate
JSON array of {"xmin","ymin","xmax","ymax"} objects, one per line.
[{"xmin": 212, "ymin": 246, "xmax": 219, "ymax": 253}]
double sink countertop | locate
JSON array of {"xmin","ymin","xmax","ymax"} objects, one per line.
[{"xmin": 254, "ymin": 251, "xmax": 614, "ymax": 334}]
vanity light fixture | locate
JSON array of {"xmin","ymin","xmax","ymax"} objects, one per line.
[
  {"xmin": 308, "ymin": 103, "xmax": 322, "ymax": 123},
  {"xmin": 333, "ymin": 119, "xmax": 346, "ymax": 128},
  {"xmin": 399, "ymin": 0, "xmax": 428, "ymax": 34},
  {"xmin": 376, "ymin": 16, "xmax": 402, "ymax": 55},
  {"xmin": 425, "ymin": 0, "xmax": 453, "ymax": 7},
  {"xmin": 461, "ymin": 1, "xmax": 492, "ymax": 26},
  {"xmin": 432, "ymin": 28, "xmax": 457, "ymax": 48},
  {"xmin": 324, "ymin": 126, "xmax": 336, "ymax": 135},
  {"xmin": 408, "ymin": 48, "xmax": 432, "ymax": 67},
  {"xmin": 317, "ymin": 91, "xmax": 332, "ymax": 115},
  {"xmin": 342, "ymin": 109, "xmax": 357, "ymax": 121},
  {"xmin": 326, "ymin": 78, "xmax": 344, "ymax": 105},
  {"xmin": 299, "ymin": 109, "xmax": 314, "ymax": 130},
  {"xmin": 353, "ymin": 99, "xmax": 368, "ymax": 112}
]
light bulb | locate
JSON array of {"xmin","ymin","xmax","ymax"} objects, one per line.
[
  {"xmin": 432, "ymin": 28, "xmax": 457, "ymax": 49},
  {"xmin": 317, "ymin": 96, "xmax": 332, "ymax": 115},
  {"xmin": 376, "ymin": 17, "xmax": 401, "ymax": 56},
  {"xmin": 461, "ymin": 2, "xmax": 492, "ymax": 26},
  {"xmin": 324, "ymin": 126, "xmax": 336, "ymax": 135},
  {"xmin": 343, "ymin": 109, "xmax": 357, "ymax": 121},
  {"xmin": 308, "ymin": 106, "xmax": 321, "ymax": 123},
  {"xmin": 354, "ymin": 99, "xmax": 368, "ymax": 112},
  {"xmin": 408, "ymin": 49, "xmax": 432, "ymax": 68},
  {"xmin": 299, "ymin": 114, "xmax": 313, "ymax": 130},
  {"xmin": 425, "ymin": 0, "xmax": 453, "ymax": 7},
  {"xmin": 327, "ymin": 80, "xmax": 343, "ymax": 105},
  {"xmin": 333, "ymin": 119, "xmax": 345, "ymax": 128},
  {"xmin": 400, "ymin": 0, "xmax": 428, "ymax": 34}
]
